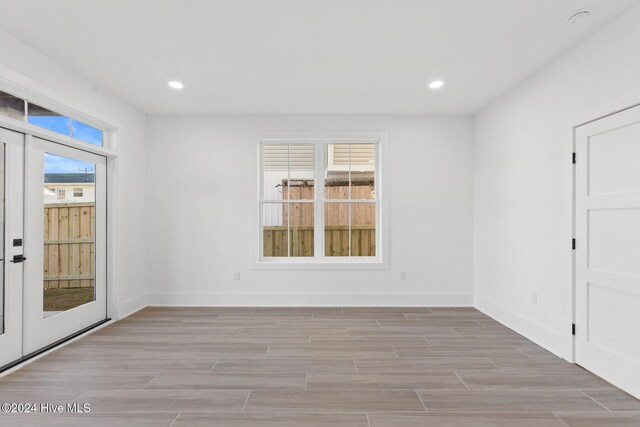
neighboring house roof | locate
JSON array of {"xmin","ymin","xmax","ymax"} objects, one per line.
[{"xmin": 44, "ymin": 173, "xmax": 95, "ymax": 184}]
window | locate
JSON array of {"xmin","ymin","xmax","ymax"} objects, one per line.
[
  {"xmin": 27, "ymin": 103, "xmax": 104, "ymax": 146},
  {"xmin": 57, "ymin": 188, "xmax": 66, "ymax": 200},
  {"xmin": 259, "ymin": 140, "xmax": 381, "ymax": 265},
  {"xmin": 0, "ymin": 91, "xmax": 25, "ymax": 121},
  {"xmin": 0, "ymin": 88, "xmax": 105, "ymax": 146},
  {"xmin": 73, "ymin": 188, "xmax": 83, "ymax": 197}
]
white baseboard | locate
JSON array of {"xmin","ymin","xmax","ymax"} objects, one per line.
[
  {"xmin": 118, "ymin": 293, "xmax": 149, "ymax": 319},
  {"xmin": 474, "ymin": 294, "xmax": 566, "ymax": 358},
  {"xmin": 145, "ymin": 292, "xmax": 473, "ymax": 307}
]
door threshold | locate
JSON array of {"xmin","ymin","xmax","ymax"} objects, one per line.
[{"xmin": 0, "ymin": 318, "xmax": 112, "ymax": 375}]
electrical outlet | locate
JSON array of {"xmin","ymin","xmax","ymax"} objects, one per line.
[
  {"xmin": 529, "ymin": 292, "xmax": 537, "ymax": 304},
  {"xmin": 400, "ymin": 271, "xmax": 407, "ymax": 280},
  {"xmin": 233, "ymin": 271, "xmax": 241, "ymax": 281}
]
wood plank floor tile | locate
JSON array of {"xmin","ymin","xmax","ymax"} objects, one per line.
[
  {"xmin": 342, "ymin": 307, "xmax": 432, "ymax": 314},
  {"xmin": 488, "ymin": 356, "xmax": 589, "ymax": 373},
  {"xmin": 416, "ymin": 389, "xmax": 606, "ymax": 412},
  {"xmin": 582, "ymin": 390, "xmax": 640, "ymax": 411},
  {"xmin": 355, "ymin": 357, "xmax": 499, "ymax": 373},
  {"xmin": 310, "ymin": 336, "xmax": 428, "ymax": 346},
  {"xmin": 0, "ymin": 371, "xmax": 156, "ymax": 390},
  {"xmin": 192, "ymin": 335, "xmax": 311, "ymax": 345},
  {"xmin": 425, "ymin": 335, "xmax": 533, "ymax": 346},
  {"xmin": 0, "ymin": 413, "xmax": 178, "ymax": 427},
  {"xmin": 213, "ymin": 358, "xmax": 357, "ymax": 373},
  {"xmin": 74, "ymin": 335, "xmax": 197, "ymax": 348},
  {"xmin": 368, "ymin": 412, "xmax": 567, "ymax": 426},
  {"xmin": 238, "ymin": 327, "xmax": 349, "ymax": 336},
  {"xmin": 279, "ymin": 319, "xmax": 382, "ymax": 328},
  {"xmin": 458, "ymin": 371, "xmax": 616, "ymax": 390},
  {"xmin": 172, "ymin": 412, "xmax": 368, "ymax": 427},
  {"xmin": 110, "ymin": 319, "xmax": 182, "ymax": 328},
  {"xmin": 514, "ymin": 343, "xmax": 559, "ymax": 358},
  {"xmin": 266, "ymin": 344, "xmax": 398, "ymax": 358},
  {"xmin": 306, "ymin": 373, "xmax": 466, "ymax": 389},
  {"xmin": 72, "ymin": 357, "xmax": 218, "ymax": 372},
  {"xmin": 133, "ymin": 344, "xmax": 268, "ymax": 359},
  {"xmin": 126, "ymin": 327, "xmax": 241, "ymax": 337},
  {"xmin": 392, "ymin": 344, "xmax": 523, "ymax": 358},
  {"xmin": 217, "ymin": 313, "xmax": 314, "ymax": 321},
  {"xmin": 312, "ymin": 313, "xmax": 409, "ymax": 320},
  {"xmin": 244, "ymin": 389, "xmax": 426, "ymax": 413},
  {"xmin": 378, "ymin": 320, "xmax": 483, "ymax": 328},
  {"xmin": 0, "ymin": 388, "xmax": 83, "ymax": 404},
  {"xmin": 74, "ymin": 389, "xmax": 250, "ymax": 413},
  {"xmin": 145, "ymin": 372, "xmax": 306, "ymax": 389},
  {"xmin": 556, "ymin": 412, "xmax": 640, "ymax": 427},
  {"xmin": 347, "ymin": 327, "xmax": 458, "ymax": 337},
  {"xmin": 452, "ymin": 327, "xmax": 523, "ymax": 337}
]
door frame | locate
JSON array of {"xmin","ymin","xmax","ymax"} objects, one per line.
[
  {"xmin": 571, "ymin": 98, "xmax": 640, "ymax": 364},
  {"xmin": 0, "ymin": 127, "xmax": 25, "ymax": 367}
]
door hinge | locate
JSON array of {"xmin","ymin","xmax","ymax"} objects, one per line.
[
  {"xmin": 572, "ymin": 323, "xmax": 576, "ymax": 336},
  {"xmin": 572, "ymin": 238, "xmax": 576, "ymax": 250},
  {"xmin": 572, "ymin": 153, "xmax": 576, "ymax": 164}
]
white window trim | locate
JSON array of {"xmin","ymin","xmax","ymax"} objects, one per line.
[{"xmin": 252, "ymin": 132, "xmax": 389, "ymax": 270}]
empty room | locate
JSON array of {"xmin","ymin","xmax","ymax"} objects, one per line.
[{"xmin": 0, "ymin": 1, "xmax": 639, "ymax": 426}]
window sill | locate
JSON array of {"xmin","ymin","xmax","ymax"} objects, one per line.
[{"xmin": 252, "ymin": 258, "xmax": 388, "ymax": 270}]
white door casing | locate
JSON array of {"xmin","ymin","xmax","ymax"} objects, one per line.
[{"xmin": 575, "ymin": 104, "xmax": 640, "ymax": 399}]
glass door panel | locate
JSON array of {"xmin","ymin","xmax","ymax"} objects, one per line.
[{"xmin": 43, "ymin": 153, "xmax": 96, "ymax": 318}]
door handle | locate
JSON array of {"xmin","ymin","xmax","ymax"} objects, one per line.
[{"xmin": 10, "ymin": 255, "xmax": 27, "ymax": 263}]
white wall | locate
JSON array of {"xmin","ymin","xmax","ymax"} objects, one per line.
[
  {"xmin": 147, "ymin": 115, "xmax": 474, "ymax": 306},
  {"xmin": 474, "ymin": 3, "xmax": 640, "ymax": 359},
  {"xmin": 0, "ymin": 30, "xmax": 149, "ymax": 317}
]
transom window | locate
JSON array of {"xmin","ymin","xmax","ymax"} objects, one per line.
[
  {"xmin": 0, "ymin": 90, "xmax": 104, "ymax": 146},
  {"xmin": 259, "ymin": 140, "xmax": 380, "ymax": 264}
]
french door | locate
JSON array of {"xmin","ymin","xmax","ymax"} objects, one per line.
[
  {"xmin": 575, "ymin": 104, "xmax": 640, "ymax": 399},
  {"xmin": 0, "ymin": 128, "xmax": 107, "ymax": 368}
]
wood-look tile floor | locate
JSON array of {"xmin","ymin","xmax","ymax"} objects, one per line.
[{"xmin": 1, "ymin": 307, "xmax": 639, "ymax": 426}]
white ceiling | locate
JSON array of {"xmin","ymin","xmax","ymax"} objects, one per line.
[{"xmin": 0, "ymin": 0, "xmax": 637, "ymax": 114}]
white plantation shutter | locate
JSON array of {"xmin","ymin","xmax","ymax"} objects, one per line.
[
  {"xmin": 330, "ymin": 144, "xmax": 375, "ymax": 166},
  {"xmin": 263, "ymin": 144, "xmax": 314, "ymax": 171}
]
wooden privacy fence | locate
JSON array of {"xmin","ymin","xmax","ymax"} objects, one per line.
[
  {"xmin": 264, "ymin": 225, "xmax": 375, "ymax": 257},
  {"xmin": 44, "ymin": 202, "xmax": 95, "ymax": 290},
  {"xmin": 283, "ymin": 183, "xmax": 376, "ymax": 226}
]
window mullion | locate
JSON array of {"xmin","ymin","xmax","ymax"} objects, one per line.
[
  {"xmin": 287, "ymin": 144, "xmax": 291, "ymax": 257},
  {"xmin": 314, "ymin": 142, "xmax": 324, "ymax": 260},
  {"xmin": 348, "ymin": 143, "xmax": 352, "ymax": 257}
]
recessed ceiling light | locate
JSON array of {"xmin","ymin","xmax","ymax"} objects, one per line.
[
  {"xmin": 568, "ymin": 10, "xmax": 591, "ymax": 25},
  {"xmin": 168, "ymin": 81, "xmax": 184, "ymax": 89},
  {"xmin": 429, "ymin": 80, "xmax": 445, "ymax": 90}
]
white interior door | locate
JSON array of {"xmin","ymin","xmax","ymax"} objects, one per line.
[
  {"xmin": 23, "ymin": 136, "xmax": 107, "ymax": 354},
  {"xmin": 575, "ymin": 104, "xmax": 640, "ymax": 399},
  {"xmin": 0, "ymin": 127, "xmax": 24, "ymax": 368}
]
